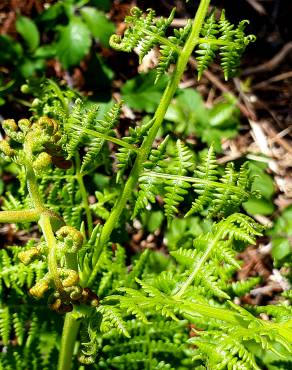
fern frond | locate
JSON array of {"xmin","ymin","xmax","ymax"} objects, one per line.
[
  {"xmin": 164, "ymin": 140, "xmax": 193, "ymax": 222},
  {"xmin": 156, "ymin": 21, "xmax": 192, "ymax": 82},
  {"xmin": 81, "ymin": 102, "xmax": 122, "ymax": 172},
  {"xmin": 185, "ymin": 145, "xmax": 218, "ymax": 217},
  {"xmin": 110, "ymin": 7, "xmax": 175, "ymax": 60},
  {"xmin": 133, "ymin": 137, "xmax": 169, "ymax": 218},
  {"xmin": 0, "ymin": 306, "xmax": 11, "ymax": 345},
  {"xmin": 196, "ymin": 10, "xmax": 219, "ymax": 79},
  {"xmin": 97, "ymin": 305, "xmax": 130, "ymax": 337}
]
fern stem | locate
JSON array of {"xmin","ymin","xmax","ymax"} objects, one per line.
[
  {"xmin": 75, "ymin": 154, "xmax": 93, "ymax": 234},
  {"xmin": 71, "ymin": 125, "xmax": 138, "ymax": 152},
  {"xmin": 25, "ymin": 162, "xmax": 44, "ymax": 210},
  {"xmin": 57, "ymin": 313, "xmax": 80, "ymax": 370},
  {"xmin": 87, "ymin": 0, "xmax": 211, "ymax": 286},
  {"xmin": 0, "ymin": 209, "xmax": 40, "ymax": 223},
  {"xmin": 144, "ymin": 170, "xmax": 249, "ymax": 197}
]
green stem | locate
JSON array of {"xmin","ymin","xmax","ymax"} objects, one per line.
[
  {"xmin": 57, "ymin": 313, "xmax": 81, "ymax": 370},
  {"xmin": 25, "ymin": 162, "xmax": 44, "ymax": 210},
  {"xmin": 87, "ymin": 0, "xmax": 211, "ymax": 286},
  {"xmin": 75, "ymin": 154, "xmax": 93, "ymax": 234},
  {"xmin": 0, "ymin": 209, "xmax": 40, "ymax": 223}
]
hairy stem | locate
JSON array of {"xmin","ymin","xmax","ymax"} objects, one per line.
[
  {"xmin": 57, "ymin": 313, "xmax": 81, "ymax": 370},
  {"xmin": 0, "ymin": 209, "xmax": 40, "ymax": 223},
  {"xmin": 87, "ymin": 0, "xmax": 211, "ymax": 286}
]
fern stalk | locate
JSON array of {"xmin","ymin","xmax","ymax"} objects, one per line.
[
  {"xmin": 0, "ymin": 209, "xmax": 40, "ymax": 223},
  {"xmin": 86, "ymin": 0, "xmax": 211, "ymax": 286},
  {"xmin": 58, "ymin": 313, "xmax": 81, "ymax": 370}
]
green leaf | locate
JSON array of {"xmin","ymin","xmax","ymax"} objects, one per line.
[
  {"xmin": 269, "ymin": 206, "xmax": 292, "ymax": 261},
  {"xmin": 121, "ymin": 71, "xmax": 169, "ymax": 113},
  {"xmin": 16, "ymin": 16, "xmax": 40, "ymax": 52},
  {"xmin": 55, "ymin": 17, "xmax": 91, "ymax": 69},
  {"xmin": 34, "ymin": 44, "xmax": 57, "ymax": 59},
  {"xmin": 38, "ymin": 2, "xmax": 64, "ymax": 22},
  {"xmin": 243, "ymin": 198, "xmax": 275, "ymax": 216},
  {"xmin": 272, "ymin": 238, "xmax": 291, "ymax": 261},
  {"xmin": 80, "ymin": 7, "xmax": 115, "ymax": 47}
]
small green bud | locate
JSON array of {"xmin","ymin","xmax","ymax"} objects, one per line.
[
  {"xmin": 56, "ymin": 226, "xmax": 83, "ymax": 253},
  {"xmin": 31, "ymin": 98, "xmax": 40, "ymax": 107},
  {"xmin": 37, "ymin": 116, "xmax": 58, "ymax": 135},
  {"xmin": 20, "ymin": 84, "xmax": 30, "ymax": 94},
  {"xmin": 58, "ymin": 268, "xmax": 79, "ymax": 287}
]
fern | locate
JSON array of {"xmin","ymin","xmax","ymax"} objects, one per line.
[{"xmin": 0, "ymin": 2, "xmax": 290, "ymax": 370}]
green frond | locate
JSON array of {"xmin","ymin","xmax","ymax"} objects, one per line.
[
  {"xmin": 185, "ymin": 145, "xmax": 218, "ymax": 217},
  {"xmin": 156, "ymin": 21, "xmax": 192, "ymax": 82},
  {"xmin": 81, "ymin": 102, "xmax": 122, "ymax": 172},
  {"xmin": 196, "ymin": 10, "xmax": 219, "ymax": 79},
  {"xmin": 97, "ymin": 305, "xmax": 130, "ymax": 338},
  {"xmin": 133, "ymin": 137, "xmax": 169, "ymax": 217},
  {"xmin": 219, "ymin": 11, "xmax": 255, "ymax": 80},
  {"xmin": 0, "ymin": 306, "xmax": 11, "ymax": 345},
  {"xmin": 164, "ymin": 140, "xmax": 193, "ymax": 222},
  {"xmin": 110, "ymin": 7, "xmax": 175, "ymax": 60}
]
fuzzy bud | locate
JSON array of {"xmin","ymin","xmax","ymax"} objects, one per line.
[
  {"xmin": 58, "ymin": 268, "xmax": 79, "ymax": 287},
  {"xmin": 2, "ymin": 119, "xmax": 18, "ymax": 132},
  {"xmin": 56, "ymin": 226, "xmax": 83, "ymax": 253},
  {"xmin": 33, "ymin": 152, "xmax": 52, "ymax": 173},
  {"xmin": 0, "ymin": 140, "xmax": 15, "ymax": 157},
  {"xmin": 37, "ymin": 117, "xmax": 58, "ymax": 136},
  {"xmin": 18, "ymin": 119, "xmax": 31, "ymax": 133},
  {"xmin": 29, "ymin": 280, "xmax": 49, "ymax": 298},
  {"xmin": 18, "ymin": 247, "xmax": 40, "ymax": 265}
]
